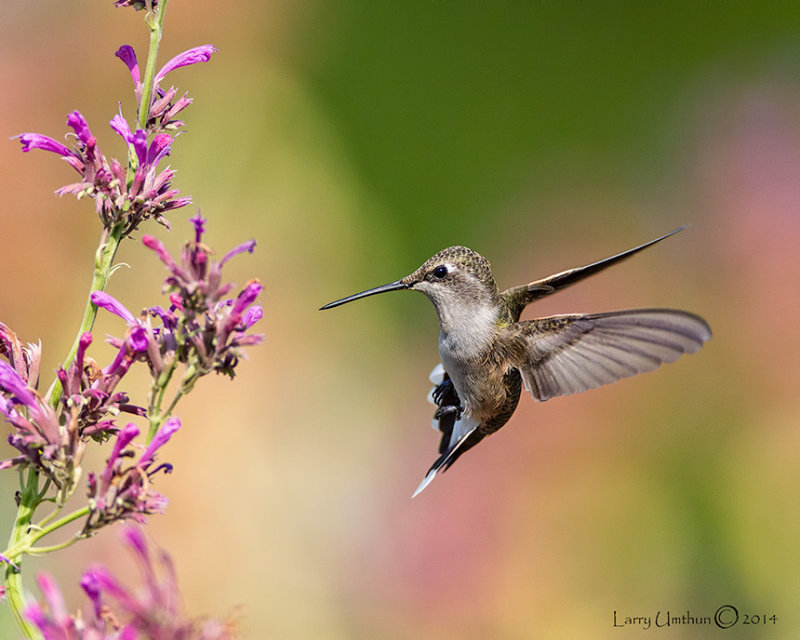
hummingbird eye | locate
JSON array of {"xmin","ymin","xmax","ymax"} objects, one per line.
[{"xmin": 432, "ymin": 265, "xmax": 449, "ymax": 280}]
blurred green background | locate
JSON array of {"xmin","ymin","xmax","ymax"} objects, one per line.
[{"xmin": 2, "ymin": 1, "xmax": 800, "ymax": 638}]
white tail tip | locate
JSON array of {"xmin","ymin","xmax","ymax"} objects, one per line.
[{"xmin": 412, "ymin": 469, "xmax": 437, "ymax": 498}]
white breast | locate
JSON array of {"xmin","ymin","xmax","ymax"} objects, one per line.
[{"xmin": 437, "ymin": 303, "xmax": 498, "ymax": 414}]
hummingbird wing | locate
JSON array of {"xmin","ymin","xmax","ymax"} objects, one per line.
[
  {"xmin": 501, "ymin": 226, "xmax": 687, "ymax": 320},
  {"xmin": 509, "ymin": 309, "xmax": 711, "ymax": 401}
]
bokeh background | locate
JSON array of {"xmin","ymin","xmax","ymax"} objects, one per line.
[{"xmin": 2, "ymin": 2, "xmax": 800, "ymax": 638}]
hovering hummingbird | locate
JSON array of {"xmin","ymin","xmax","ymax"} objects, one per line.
[{"xmin": 321, "ymin": 227, "xmax": 711, "ymax": 496}]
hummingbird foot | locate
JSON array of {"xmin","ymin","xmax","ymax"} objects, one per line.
[
  {"xmin": 431, "ymin": 380, "xmax": 455, "ymax": 406},
  {"xmin": 433, "ymin": 405, "xmax": 461, "ymax": 420}
]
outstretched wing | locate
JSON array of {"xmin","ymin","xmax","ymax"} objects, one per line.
[
  {"xmin": 501, "ymin": 226, "xmax": 687, "ymax": 320},
  {"xmin": 510, "ymin": 309, "xmax": 711, "ymax": 401}
]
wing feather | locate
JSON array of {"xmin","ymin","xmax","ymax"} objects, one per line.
[{"xmin": 512, "ymin": 309, "xmax": 711, "ymax": 401}]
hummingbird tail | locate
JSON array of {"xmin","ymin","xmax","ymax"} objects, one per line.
[
  {"xmin": 411, "ymin": 425, "xmax": 483, "ymax": 498},
  {"xmin": 412, "ymin": 469, "xmax": 437, "ymax": 498}
]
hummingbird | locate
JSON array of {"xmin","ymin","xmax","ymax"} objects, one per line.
[{"xmin": 320, "ymin": 227, "xmax": 711, "ymax": 496}]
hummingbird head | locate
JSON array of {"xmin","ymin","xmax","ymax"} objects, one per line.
[
  {"xmin": 320, "ymin": 246, "xmax": 500, "ymax": 328},
  {"xmin": 403, "ymin": 245, "xmax": 498, "ymax": 308}
]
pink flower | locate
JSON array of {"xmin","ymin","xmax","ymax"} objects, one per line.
[
  {"xmin": 155, "ymin": 45, "xmax": 217, "ymax": 86},
  {"xmin": 85, "ymin": 419, "xmax": 179, "ymax": 534},
  {"xmin": 16, "ymin": 39, "xmax": 216, "ymax": 234},
  {"xmin": 143, "ymin": 219, "xmax": 264, "ymax": 382},
  {"xmin": 26, "ymin": 526, "xmax": 235, "ymax": 638}
]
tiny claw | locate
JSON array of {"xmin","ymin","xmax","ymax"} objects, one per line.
[
  {"xmin": 433, "ymin": 405, "xmax": 460, "ymax": 420},
  {"xmin": 431, "ymin": 377, "xmax": 457, "ymax": 406}
]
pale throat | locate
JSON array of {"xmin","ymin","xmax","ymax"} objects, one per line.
[{"xmin": 437, "ymin": 297, "xmax": 497, "ymax": 371}]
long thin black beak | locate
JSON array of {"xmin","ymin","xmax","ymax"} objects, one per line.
[{"xmin": 320, "ymin": 279, "xmax": 410, "ymax": 310}]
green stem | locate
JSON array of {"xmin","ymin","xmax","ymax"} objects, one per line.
[
  {"xmin": 46, "ymin": 224, "xmax": 125, "ymax": 408},
  {"xmin": 3, "ymin": 503, "xmax": 89, "ymax": 638},
  {"xmin": 7, "ymin": 179, "xmax": 121, "ymax": 640},
  {"xmin": 163, "ymin": 389, "xmax": 184, "ymax": 421},
  {"xmin": 29, "ymin": 507, "xmax": 90, "ymax": 548},
  {"xmin": 146, "ymin": 357, "xmax": 181, "ymax": 441},
  {"xmin": 27, "ymin": 539, "xmax": 81, "ymax": 556},
  {"xmin": 25, "ymin": 506, "xmax": 90, "ymax": 555},
  {"xmin": 138, "ymin": 0, "xmax": 170, "ymax": 132},
  {"xmin": 5, "ymin": 470, "xmax": 43, "ymax": 640},
  {"xmin": 31, "ymin": 504, "xmax": 61, "ymax": 531}
]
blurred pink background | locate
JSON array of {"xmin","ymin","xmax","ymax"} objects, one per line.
[{"xmin": 2, "ymin": 2, "xmax": 800, "ymax": 638}]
